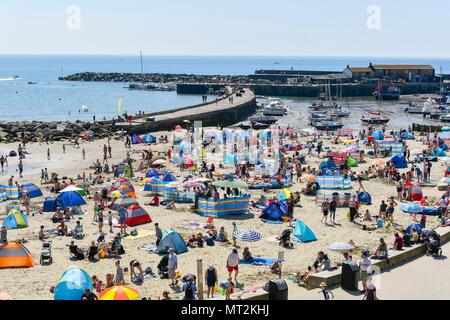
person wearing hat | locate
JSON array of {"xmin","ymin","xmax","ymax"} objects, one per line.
[
  {"xmin": 359, "ymin": 252, "xmax": 372, "ymax": 293},
  {"xmin": 318, "ymin": 282, "xmax": 334, "ymax": 300},
  {"xmin": 168, "ymin": 248, "xmax": 178, "ymax": 286},
  {"xmin": 205, "ymin": 265, "xmax": 218, "ymax": 299}
]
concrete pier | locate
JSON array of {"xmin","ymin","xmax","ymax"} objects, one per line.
[{"xmin": 116, "ymin": 88, "xmax": 256, "ymax": 134}]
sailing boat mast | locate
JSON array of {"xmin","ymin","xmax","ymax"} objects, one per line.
[{"xmin": 140, "ymin": 50, "xmax": 144, "ymax": 86}]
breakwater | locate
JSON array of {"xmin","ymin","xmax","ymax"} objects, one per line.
[
  {"xmin": 115, "ymin": 88, "xmax": 256, "ymax": 134},
  {"xmin": 60, "ymin": 72, "xmax": 441, "ymax": 98}
]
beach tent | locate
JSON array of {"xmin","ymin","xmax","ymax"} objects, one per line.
[
  {"xmin": 54, "ymin": 268, "xmax": 93, "ymax": 300},
  {"xmin": 162, "ymin": 172, "xmax": 177, "ymax": 183},
  {"xmin": 410, "ymin": 184, "xmax": 423, "ymax": 201},
  {"xmin": 391, "ymin": 155, "xmax": 408, "ymax": 169},
  {"xmin": 156, "ymin": 229, "xmax": 188, "ymax": 254},
  {"xmin": 131, "ymin": 134, "xmax": 142, "ymax": 144},
  {"xmin": 57, "ymin": 191, "xmax": 86, "ymax": 207},
  {"xmin": 43, "ymin": 197, "xmax": 65, "ymax": 212},
  {"xmin": 116, "ymin": 185, "xmax": 137, "ymax": 199},
  {"xmin": 372, "ymin": 131, "xmax": 384, "ymax": 141},
  {"xmin": 2, "ymin": 209, "xmax": 29, "ymax": 229},
  {"xmin": 114, "ymin": 163, "xmax": 133, "ymax": 178},
  {"xmin": 145, "ymin": 169, "xmax": 160, "ymax": 178},
  {"xmin": 319, "ymin": 158, "xmax": 336, "ymax": 170},
  {"xmin": 110, "ymin": 196, "xmax": 139, "ymax": 211},
  {"xmin": 347, "ymin": 156, "xmax": 358, "ymax": 168},
  {"xmin": 405, "ymin": 224, "xmax": 423, "ymax": 236},
  {"xmin": 21, "ymin": 183, "xmax": 43, "ymax": 198},
  {"xmin": 431, "ymin": 148, "xmax": 446, "ymax": 157},
  {"xmin": 317, "ymin": 176, "xmax": 352, "ymax": 190},
  {"xmin": 260, "ymin": 201, "xmax": 288, "ymax": 221},
  {"xmin": 293, "ymin": 220, "xmax": 317, "ymax": 243},
  {"xmin": 400, "ymin": 202, "xmax": 440, "ymax": 216},
  {"xmin": 358, "ymin": 192, "xmax": 372, "ymax": 205},
  {"xmin": 0, "ymin": 242, "xmax": 33, "ymax": 268},
  {"xmin": 141, "ymin": 134, "xmax": 156, "ymax": 144},
  {"xmin": 400, "ymin": 132, "xmax": 414, "ymax": 140},
  {"xmin": 315, "ymin": 192, "xmax": 351, "ymax": 207},
  {"xmin": 126, "ymin": 205, "xmax": 152, "ymax": 227}
]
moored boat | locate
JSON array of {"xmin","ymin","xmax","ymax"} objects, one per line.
[{"xmin": 361, "ymin": 111, "xmax": 390, "ymax": 125}]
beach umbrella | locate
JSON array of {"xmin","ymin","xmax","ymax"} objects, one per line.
[
  {"xmin": 21, "ymin": 183, "xmax": 43, "ymax": 198},
  {"xmin": 108, "ymin": 190, "xmax": 123, "ymax": 199},
  {"xmin": 212, "ymin": 179, "xmax": 248, "ymax": 189},
  {"xmin": 59, "ymin": 185, "xmax": 84, "ymax": 193},
  {"xmin": 57, "ymin": 191, "xmax": 86, "ymax": 207},
  {"xmin": 117, "ymin": 185, "xmax": 136, "ymax": 198},
  {"xmin": 303, "ymin": 174, "xmax": 317, "ymax": 182},
  {"xmin": 75, "ymin": 185, "xmax": 88, "ymax": 196},
  {"xmin": 99, "ymin": 286, "xmax": 140, "ymax": 301},
  {"xmin": 327, "ymin": 242, "xmax": 355, "ymax": 252},
  {"xmin": 233, "ymin": 230, "xmax": 262, "ymax": 242},
  {"xmin": 276, "ymin": 188, "xmax": 292, "ymax": 201},
  {"xmin": 152, "ymin": 159, "xmax": 167, "ymax": 166},
  {"xmin": 140, "ymin": 177, "xmax": 154, "ymax": 185}
]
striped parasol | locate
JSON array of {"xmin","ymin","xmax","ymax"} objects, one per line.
[
  {"xmin": 99, "ymin": 286, "xmax": 140, "ymax": 300},
  {"xmin": 233, "ymin": 230, "xmax": 262, "ymax": 242}
]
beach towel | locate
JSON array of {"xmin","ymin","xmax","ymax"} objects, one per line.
[
  {"xmin": 239, "ymin": 258, "xmax": 277, "ymax": 266},
  {"xmin": 122, "ymin": 229, "xmax": 153, "ymax": 241},
  {"xmin": 138, "ymin": 244, "xmax": 158, "ymax": 252}
]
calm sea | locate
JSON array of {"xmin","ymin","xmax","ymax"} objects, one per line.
[{"xmin": 1, "ymin": 55, "xmax": 450, "ymax": 122}]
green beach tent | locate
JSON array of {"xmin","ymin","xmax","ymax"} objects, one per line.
[{"xmin": 347, "ymin": 156, "xmax": 358, "ymax": 168}]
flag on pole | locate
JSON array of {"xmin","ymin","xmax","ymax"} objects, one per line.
[{"xmin": 117, "ymin": 97, "xmax": 122, "ymax": 114}]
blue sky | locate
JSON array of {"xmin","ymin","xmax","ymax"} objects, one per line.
[{"xmin": 1, "ymin": 0, "xmax": 449, "ymax": 57}]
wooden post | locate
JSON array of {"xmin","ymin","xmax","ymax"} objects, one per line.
[{"xmin": 197, "ymin": 259, "xmax": 204, "ymax": 300}]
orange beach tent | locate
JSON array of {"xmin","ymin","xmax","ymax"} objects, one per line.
[{"xmin": 0, "ymin": 242, "xmax": 33, "ymax": 268}]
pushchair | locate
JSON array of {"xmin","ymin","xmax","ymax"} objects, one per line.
[
  {"xmin": 425, "ymin": 231, "xmax": 442, "ymax": 257},
  {"xmin": 157, "ymin": 255, "xmax": 169, "ymax": 279},
  {"xmin": 278, "ymin": 229, "xmax": 294, "ymax": 248},
  {"xmin": 40, "ymin": 242, "xmax": 53, "ymax": 265}
]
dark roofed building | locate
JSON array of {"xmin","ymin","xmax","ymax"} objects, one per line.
[
  {"xmin": 343, "ymin": 65, "xmax": 374, "ymax": 82},
  {"xmin": 369, "ymin": 63, "xmax": 435, "ymax": 82}
]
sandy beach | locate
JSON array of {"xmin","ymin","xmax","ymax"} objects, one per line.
[{"xmin": 0, "ymin": 116, "xmax": 447, "ymax": 300}]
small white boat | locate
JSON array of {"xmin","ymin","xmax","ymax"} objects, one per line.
[
  {"xmin": 262, "ymin": 100, "xmax": 289, "ymax": 116},
  {"xmin": 80, "ymin": 105, "xmax": 89, "ymax": 113}
]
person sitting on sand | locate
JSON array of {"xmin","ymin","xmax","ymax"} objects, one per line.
[
  {"xmin": 74, "ymin": 220, "xmax": 84, "ymax": 239},
  {"xmin": 296, "ymin": 266, "xmax": 315, "ymax": 286},
  {"xmin": 51, "ymin": 209, "xmax": 64, "ymax": 223},
  {"xmin": 392, "ymin": 233, "xmax": 404, "ymax": 251},
  {"xmin": 57, "ymin": 221, "xmax": 68, "ymax": 236},
  {"xmin": 165, "ymin": 200, "xmax": 176, "ymax": 210},
  {"xmin": 130, "ymin": 260, "xmax": 144, "ymax": 285},
  {"xmin": 69, "ymin": 240, "xmax": 85, "ymax": 260},
  {"xmin": 38, "ymin": 225, "xmax": 49, "ymax": 241},
  {"xmin": 371, "ymin": 238, "xmax": 389, "ymax": 261},
  {"xmin": 362, "ymin": 209, "xmax": 372, "ymax": 222},
  {"xmin": 88, "ymin": 241, "xmax": 99, "ymax": 262},
  {"xmin": 410, "ymin": 228, "xmax": 420, "ymax": 244},
  {"xmin": 243, "ymin": 247, "xmax": 253, "ymax": 262},
  {"xmin": 217, "ymin": 227, "xmax": 229, "ymax": 243},
  {"xmin": 187, "ymin": 234, "xmax": 196, "ymax": 247},
  {"xmin": 270, "ymin": 261, "xmax": 281, "ymax": 275},
  {"xmin": 197, "ymin": 233, "xmax": 204, "ymax": 248},
  {"xmin": 150, "ymin": 195, "xmax": 160, "ymax": 207}
]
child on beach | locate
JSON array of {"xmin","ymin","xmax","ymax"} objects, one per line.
[{"xmin": 319, "ymin": 282, "xmax": 334, "ymax": 300}]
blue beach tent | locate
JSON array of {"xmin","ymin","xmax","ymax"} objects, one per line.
[
  {"xmin": 43, "ymin": 197, "xmax": 65, "ymax": 212},
  {"xmin": 293, "ymin": 220, "xmax": 317, "ymax": 243},
  {"xmin": 162, "ymin": 172, "xmax": 177, "ymax": 183},
  {"xmin": 21, "ymin": 183, "xmax": 43, "ymax": 198},
  {"xmin": 57, "ymin": 191, "xmax": 87, "ymax": 207},
  {"xmin": 156, "ymin": 229, "xmax": 188, "ymax": 254},
  {"xmin": 141, "ymin": 134, "xmax": 157, "ymax": 144},
  {"xmin": 260, "ymin": 201, "xmax": 288, "ymax": 221},
  {"xmin": 391, "ymin": 155, "xmax": 408, "ymax": 169},
  {"xmin": 145, "ymin": 169, "xmax": 160, "ymax": 178},
  {"xmin": 373, "ymin": 131, "xmax": 384, "ymax": 141},
  {"xmin": 358, "ymin": 192, "xmax": 372, "ymax": 205},
  {"xmin": 54, "ymin": 268, "xmax": 93, "ymax": 300},
  {"xmin": 405, "ymin": 224, "xmax": 423, "ymax": 236}
]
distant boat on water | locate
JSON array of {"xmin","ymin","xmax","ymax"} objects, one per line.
[{"xmin": 0, "ymin": 75, "xmax": 20, "ymax": 81}]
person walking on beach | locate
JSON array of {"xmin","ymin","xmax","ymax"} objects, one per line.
[
  {"xmin": 321, "ymin": 198, "xmax": 330, "ymax": 224},
  {"xmin": 63, "ymin": 144, "xmax": 66, "ymax": 154},
  {"xmin": 108, "ymin": 144, "xmax": 112, "ymax": 158},
  {"xmin": 232, "ymin": 222, "xmax": 238, "ymax": 247},
  {"xmin": 155, "ymin": 223, "xmax": 163, "ymax": 246},
  {"xmin": 47, "ymin": 148, "xmax": 50, "ymax": 160},
  {"xmin": 205, "ymin": 265, "xmax": 218, "ymax": 299},
  {"xmin": 0, "ymin": 155, "xmax": 5, "ymax": 173},
  {"xmin": 227, "ymin": 249, "xmax": 240, "ymax": 282},
  {"xmin": 107, "ymin": 210, "xmax": 113, "ymax": 233},
  {"xmin": 18, "ymin": 160, "xmax": 23, "ymax": 178},
  {"xmin": 73, "ymin": 137, "xmax": 80, "ymax": 148},
  {"xmin": 168, "ymin": 248, "xmax": 178, "ymax": 286},
  {"xmin": 329, "ymin": 197, "xmax": 337, "ymax": 224},
  {"xmin": 82, "ymin": 149, "xmax": 86, "ymax": 160},
  {"xmin": 119, "ymin": 206, "xmax": 127, "ymax": 235}
]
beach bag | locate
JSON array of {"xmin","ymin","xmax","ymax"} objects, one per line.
[{"xmin": 130, "ymin": 229, "xmax": 138, "ymax": 236}]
